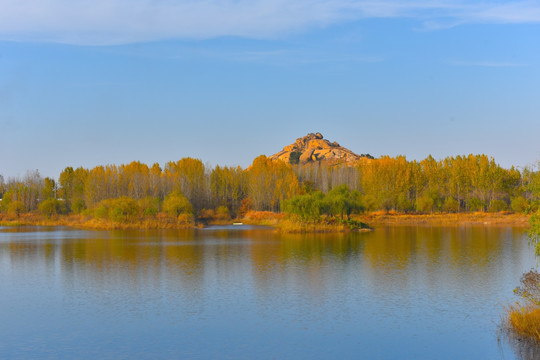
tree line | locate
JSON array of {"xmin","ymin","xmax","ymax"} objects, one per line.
[{"xmin": 0, "ymin": 154, "xmax": 538, "ymax": 221}]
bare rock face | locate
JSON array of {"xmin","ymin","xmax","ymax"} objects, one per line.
[{"xmin": 269, "ymin": 133, "xmax": 373, "ymax": 165}]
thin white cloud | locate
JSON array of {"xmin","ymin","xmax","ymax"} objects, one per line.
[
  {"xmin": 0, "ymin": 1, "xmax": 539, "ymax": 45},
  {"xmin": 447, "ymin": 59, "xmax": 526, "ymax": 67}
]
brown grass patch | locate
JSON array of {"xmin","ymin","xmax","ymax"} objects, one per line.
[
  {"xmin": 358, "ymin": 211, "xmax": 529, "ymax": 226},
  {"xmin": 241, "ymin": 211, "xmax": 285, "ymax": 226},
  {"xmin": 0, "ymin": 213, "xmax": 198, "ymax": 230},
  {"xmin": 275, "ymin": 219, "xmax": 358, "ymax": 233},
  {"xmin": 505, "ymin": 304, "xmax": 540, "ymax": 342}
]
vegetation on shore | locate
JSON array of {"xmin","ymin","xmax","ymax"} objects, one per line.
[
  {"xmin": 362, "ymin": 211, "xmax": 530, "ymax": 226},
  {"xmin": 0, "ymin": 153, "xmax": 538, "ymax": 232},
  {"xmin": 0, "ymin": 210, "xmax": 529, "ymax": 232},
  {"xmin": 503, "ymin": 166, "xmax": 540, "ymax": 351}
]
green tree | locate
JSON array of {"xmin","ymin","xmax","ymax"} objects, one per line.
[
  {"xmin": 527, "ymin": 163, "xmax": 540, "ymax": 254},
  {"xmin": 282, "ymin": 191, "xmax": 325, "ymax": 222},
  {"xmin": 163, "ymin": 191, "xmax": 193, "ymax": 218},
  {"xmin": 325, "ymin": 184, "xmax": 363, "ymax": 220},
  {"xmin": 139, "ymin": 197, "xmax": 161, "ymax": 217},
  {"xmin": 109, "ymin": 197, "xmax": 140, "ymax": 223},
  {"xmin": 41, "ymin": 177, "xmax": 56, "ymax": 200},
  {"xmin": 38, "ymin": 199, "xmax": 66, "ymax": 218},
  {"xmin": 510, "ymin": 196, "xmax": 529, "ymax": 214},
  {"xmin": 8, "ymin": 201, "xmax": 24, "ymax": 217}
]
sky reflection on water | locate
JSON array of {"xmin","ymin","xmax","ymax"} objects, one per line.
[{"xmin": 0, "ymin": 225, "xmax": 536, "ymax": 359}]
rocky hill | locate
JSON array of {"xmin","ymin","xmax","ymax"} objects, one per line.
[{"xmin": 269, "ymin": 133, "xmax": 373, "ymax": 165}]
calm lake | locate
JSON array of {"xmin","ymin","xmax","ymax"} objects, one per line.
[{"xmin": 0, "ymin": 225, "xmax": 536, "ymax": 359}]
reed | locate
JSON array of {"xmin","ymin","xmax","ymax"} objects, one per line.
[{"xmin": 505, "ymin": 304, "xmax": 540, "ymax": 342}]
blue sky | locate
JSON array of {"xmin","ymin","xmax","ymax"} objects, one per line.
[{"xmin": 1, "ymin": 0, "xmax": 539, "ymax": 178}]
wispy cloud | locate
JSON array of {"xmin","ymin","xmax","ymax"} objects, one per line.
[
  {"xmin": 103, "ymin": 44, "xmax": 385, "ymax": 66},
  {"xmin": 447, "ymin": 59, "xmax": 526, "ymax": 67},
  {"xmin": 0, "ymin": 1, "xmax": 539, "ymax": 45}
]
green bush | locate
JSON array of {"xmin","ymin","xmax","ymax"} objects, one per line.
[
  {"xmin": 442, "ymin": 197, "xmax": 459, "ymax": 213},
  {"xmin": 362, "ymin": 195, "xmax": 377, "ymax": 212},
  {"xmin": 415, "ymin": 195, "xmax": 434, "ymax": 213},
  {"xmin": 0, "ymin": 191, "xmax": 13, "ymax": 213},
  {"xmin": 8, "ymin": 201, "xmax": 24, "ymax": 217},
  {"xmin": 95, "ymin": 200, "xmax": 112, "ymax": 219},
  {"xmin": 325, "ymin": 184, "xmax": 363, "ymax": 219},
  {"xmin": 139, "ymin": 197, "xmax": 160, "ymax": 217},
  {"xmin": 38, "ymin": 199, "xmax": 66, "ymax": 218},
  {"xmin": 511, "ymin": 196, "xmax": 529, "ymax": 214},
  {"xmin": 289, "ymin": 151, "xmax": 301, "ymax": 165},
  {"xmin": 283, "ymin": 185, "xmax": 363, "ymax": 222},
  {"xmin": 469, "ymin": 198, "xmax": 486, "ymax": 212},
  {"xmin": 71, "ymin": 199, "xmax": 86, "ymax": 214},
  {"xmin": 163, "ymin": 191, "xmax": 193, "ymax": 218},
  {"xmin": 109, "ymin": 197, "xmax": 140, "ymax": 223},
  {"xmin": 489, "ymin": 199, "xmax": 508, "ymax": 212},
  {"xmin": 215, "ymin": 205, "xmax": 231, "ymax": 220},
  {"xmin": 530, "ymin": 212, "xmax": 540, "ymax": 255},
  {"xmin": 396, "ymin": 193, "xmax": 414, "ymax": 212},
  {"xmin": 283, "ymin": 191, "xmax": 325, "ymax": 221},
  {"xmin": 94, "ymin": 197, "xmax": 140, "ymax": 223}
]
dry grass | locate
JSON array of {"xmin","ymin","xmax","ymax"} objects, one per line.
[
  {"xmin": 241, "ymin": 211, "xmax": 285, "ymax": 226},
  {"xmin": 1, "ymin": 210, "xmax": 529, "ymax": 231},
  {"xmin": 359, "ymin": 211, "xmax": 530, "ymax": 226},
  {"xmin": 0, "ymin": 213, "xmax": 197, "ymax": 230},
  {"xmin": 501, "ymin": 270, "xmax": 540, "ymax": 358},
  {"xmin": 275, "ymin": 218, "xmax": 370, "ymax": 233},
  {"xmin": 505, "ymin": 304, "xmax": 540, "ymax": 342}
]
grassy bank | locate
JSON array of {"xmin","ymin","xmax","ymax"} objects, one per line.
[
  {"xmin": 0, "ymin": 213, "xmax": 198, "ymax": 230},
  {"xmin": 241, "ymin": 211, "xmax": 368, "ymax": 233},
  {"xmin": 0, "ymin": 211, "xmax": 530, "ymax": 232},
  {"xmin": 358, "ymin": 211, "xmax": 530, "ymax": 226}
]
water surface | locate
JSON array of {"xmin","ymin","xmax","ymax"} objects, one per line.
[{"xmin": 0, "ymin": 225, "xmax": 535, "ymax": 359}]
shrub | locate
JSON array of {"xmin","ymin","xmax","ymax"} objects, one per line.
[
  {"xmin": 504, "ymin": 270, "xmax": 540, "ymax": 344},
  {"xmin": 282, "ymin": 192, "xmax": 325, "ymax": 221},
  {"xmin": 530, "ymin": 212, "xmax": 540, "ymax": 256},
  {"xmin": 177, "ymin": 213, "xmax": 194, "ymax": 225},
  {"xmin": 442, "ymin": 197, "xmax": 459, "ymax": 213},
  {"xmin": 396, "ymin": 194, "xmax": 414, "ymax": 212},
  {"xmin": 362, "ymin": 195, "xmax": 377, "ymax": 212},
  {"xmin": 109, "ymin": 197, "xmax": 139, "ymax": 223},
  {"xmin": 94, "ymin": 197, "xmax": 140, "ymax": 223},
  {"xmin": 198, "ymin": 209, "xmax": 215, "ymax": 222},
  {"xmin": 283, "ymin": 185, "xmax": 364, "ymax": 222},
  {"xmin": 163, "ymin": 191, "xmax": 193, "ymax": 218},
  {"xmin": 238, "ymin": 197, "xmax": 253, "ymax": 217},
  {"xmin": 511, "ymin": 196, "xmax": 529, "ymax": 214},
  {"xmin": 95, "ymin": 200, "xmax": 112, "ymax": 219},
  {"xmin": 325, "ymin": 185, "xmax": 363, "ymax": 219},
  {"xmin": 7, "ymin": 201, "xmax": 24, "ymax": 217},
  {"xmin": 71, "ymin": 199, "xmax": 86, "ymax": 214},
  {"xmin": 139, "ymin": 197, "xmax": 160, "ymax": 217},
  {"xmin": 215, "ymin": 205, "xmax": 231, "ymax": 220},
  {"xmin": 469, "ymin": 198, "xmax": 486, "ymax": 212},
  {"xmin": 415, "ymin": 195, "xmax": 434, "ymax": 213},
  {"xmin": 289, "ymin": 151, "xmax": 301, "ymax": 165},
  {"xmin": 489, "ymin": 199, "xmax": 508, "ymax": 212},
  {"xmin": 38, "ymin": 199, "xmax": 66, "ymax": 218}
]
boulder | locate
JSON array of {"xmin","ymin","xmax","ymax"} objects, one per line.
[{"xmin": 300, "ymin": 149, "xmax": 315, "ymax": 163}]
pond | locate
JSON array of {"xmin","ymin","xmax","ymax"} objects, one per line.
[{"xmin": 0, "ymin": 225, "xmax": 536, "ymax": 359}]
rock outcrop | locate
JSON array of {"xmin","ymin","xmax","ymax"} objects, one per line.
[{"xmin": 269, "ymin": 133, "xmax": 373, "ymax": 165}]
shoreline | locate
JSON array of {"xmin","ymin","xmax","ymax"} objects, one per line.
[
  {"xmin": 0, "ymin": 212, "xmax": 531, "ymax": 232},
  {"xmin": 359, "ymin": 212, "xmax": 530, "ymax": 227}
]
